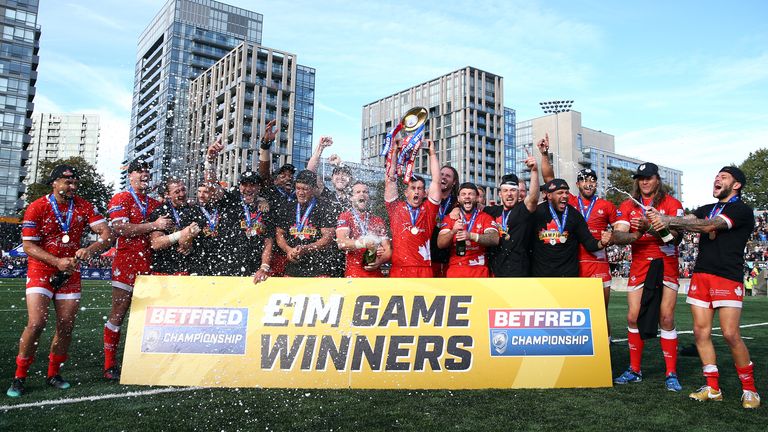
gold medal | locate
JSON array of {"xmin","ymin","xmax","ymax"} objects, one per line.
[
  {"xmin": 559, "ymin": 236, "xmax": 567, "ymax": 243},
  {"xmin": 61, "ymin": 234, "xmax": 70, "ymax": 244},
  {"xmin": 410, "ymin": 226, "xmax": 419, "ymax": 235},
  {"xmin": 504, "ymin": 233, "xmax": 510, "ymax": 241}
]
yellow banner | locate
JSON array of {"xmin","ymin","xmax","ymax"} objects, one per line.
[{"xmin": 121, "ymin": 276, "xmax": 611, "ymax": 389}]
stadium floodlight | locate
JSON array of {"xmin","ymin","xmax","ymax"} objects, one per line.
[{"xmin": 539, "ymin": 100, "xmax": 574, "ymax": 177}]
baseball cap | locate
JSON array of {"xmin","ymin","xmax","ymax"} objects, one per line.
[
  {"xmin": 458, "ymin": 182, "xmax": 478, "ymax": 193},
  {"xmin": 500, "ymin": 174, "xmax": 520, "ymax": 187},
  {"xmin": 46, "ymin": 165, "xmax": 80, "ymax": 185},
  {"xmin": 544, "ymin": 178, "xmax": 569, "ymax": 192},
  {"xmin": 719, "ymin": 166, "xmax": 747, "ymax": 188},
  {"xmin": 126, "ymin": 158, "xmax": 150, "ymax": 173},
  {"xmin": 577, "ymin": 168, "xmax": 597, "ymax": 181},
  {"xmin": 632, "ymin": 162, "xmax": 660, "ymax": 179}
]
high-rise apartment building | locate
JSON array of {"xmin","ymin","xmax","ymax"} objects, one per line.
[
  {"xmin": 361, "ymin": 67, "xmax": 506, "ymax": 200},
  {"xmin": 515, "ymin": 111, "xmax": 683, "ymax": 201},
  {"xmin": 122, "ymin": 0, "xmax": 263, "ymax": 189},
  {"xmin": 185, "ymin": 42, "xmax": 315, "ymax": 187},
  {"xmin": 27, "ymin": 113, "xmax": 100, "ymax": 185},
  {"xmin": 0, "ymin": 0, "xmax": 39, "ymax": 215}
]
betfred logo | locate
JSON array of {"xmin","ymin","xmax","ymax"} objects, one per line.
[
  {"xmin": 489, "ymin": 308, "xmax": 594, "ymax": 357},
  {"xmin": 142, "ymin": 307, "xmax": 248, "ymax": 355},
  {"xmin": 490, "ymin": 309, "xmax": 588, "ymax": 328},
  {"xmin": 146, "ymin": 306, "xmax": 245, "ymax": 326}
]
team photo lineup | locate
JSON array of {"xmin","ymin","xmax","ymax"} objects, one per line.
[{"xmin": 6, "ymin": 116, "xmax": 761, "ymax": 410}]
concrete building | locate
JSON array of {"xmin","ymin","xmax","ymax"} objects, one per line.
[
  {"xmin": 0, "ymin": 0, "xmax": 39, "ymax": 215},
  {"xmin": 361, "ymin": 67, "xmax": 508, "ymax": 200},
  {"xmin": 185, "ymin": 41, "xmax": 315, "ymax": 188},
  {"xmin": 26, "ymin": 113, "xmax": 100, "ymax": 185},
  {"xmin": 515, "ymin": 111, "xmax": 683, "ymax": 201},
  {"xmin": 122, "ymin": 0, "xmax": 263, "ymax": 190}
]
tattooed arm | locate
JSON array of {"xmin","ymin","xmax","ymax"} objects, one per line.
[{"xmin": 659, "ymin": 213, "xmax": 727, "ymax": 234}]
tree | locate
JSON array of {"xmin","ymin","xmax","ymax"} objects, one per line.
[
  {"xmin": 739, "ymin": 149, "xmax": 768, "ymax": 210},
  {"xmin": 24, "ymin": 157, "xmax": 114, "ymax": 213}
]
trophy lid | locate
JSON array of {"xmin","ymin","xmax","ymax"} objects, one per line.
[{"xmin": 401, "ymin": 107, "xmax": 428, "ymax": 133}]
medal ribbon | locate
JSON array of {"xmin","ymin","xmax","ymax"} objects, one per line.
[
  {"xmin": 350, "ymin": 207, "xmax": 370, "ymax": 237},
  {"xmin": 578, "ymin": 195, "xmax": 598, "ymax": 221},
  {"xmin": 168, "ymin": 201, "xmax": 182, "ymax": 229},
  {"xmin": 437, "ymin": 196, "xmax": 452, "ymax": 222},
  {"xmin": 276, "ymin": 187, "xmax": 296, "ymax": 201},
  {"xmin": 548, "ymin": 203, "xmax": 568, "ymax": 235},
  {"xmin": 241, "ymin": 198, "xmax": 257, "ymax": 229},
  {"xmin": 200, "ymin": 205, "xmax": 219, "ymax": 232},
  {"xmin": 501, "ymin": 208, "xmax": 512, "ymax": 235},
  {"xmin": 462, "ymin": 208, "xmax": 480, "ymax": 237},
  {"xmin": 295, "ymin": 198, "xmax": 317, "ymax": 234},
  {"xmin": 405, "ymin": 202, "xmax": 421, "ymax": 229},
  {"xmin": 128, "ymin": 186, "xmax": 148, "ymax": 220},
  {"xmin": 401, "ymin": 124, "xmax": 426, "ymax": 183},
  {"xmin": 48, "ymin": 194, "xmax": 74, "ymax": 235},
  {"xmin": 708, "ymin": 195, "xmax": 740, "ymax": 219}
]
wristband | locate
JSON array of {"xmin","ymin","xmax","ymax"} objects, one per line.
[
  {"xmin": 259, "ymin": 137, "xmax": 274, "ymax": 150},
  {"xmin": 260, "ymin": 263, "xmax": 271, "ymax": 271},
  {"xmin": 168, "ymin": 231, "xmax": 181, "ymax": 244},
  {"xmin": 354, "ymin": 239, "xmax": 364, "ymax": 249}
]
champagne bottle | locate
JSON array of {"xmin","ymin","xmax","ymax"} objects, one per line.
[
  {"xmin": 363, "ymin": 247, "xmax": 377, "ymax": 265},
  {"xmin": 49, "ymin": 272, "xmax": 71, "ymax": 289},
  {"xmin": 656, "ymin": 226, "xmax": 675, "ymax": 244},
  {"xmin": 456, "ymin": 239, "xmax": 466, "ymax": 256}
]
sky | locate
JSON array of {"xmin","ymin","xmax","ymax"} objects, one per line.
[{"xmin": 32, "ymin": 0, "xmax": 768, "ymax": 208}]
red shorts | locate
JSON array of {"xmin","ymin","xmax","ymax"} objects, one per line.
[
  {"xmin": 389, "ymin": 266, "xmax": 433, "ymax": 278},
  {"xmin": 627, "ymin": 258, "xmax": 679, "ymax": 291},
  {"xmin": 687, "ymin": 272, "xmax": 744, "ymax": 309},
  {"xmin": 345, "ymin": 267, "xmax": 384, "ymax": 278},
  {"xmin": 26, "ymin": 267, "xmax": 81, "ymax": 300},
  {"xmin": 446, "ymin": 266, "xmax": 489, "ymax": 278},
  {"xmin": 579, "ymin": 261, "xmax": 612, "ymax": 287},
  {"xmin": 112, "ymin": 249, "xmax": 151, "ymax": 292}
]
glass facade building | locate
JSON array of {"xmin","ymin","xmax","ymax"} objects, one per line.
[
  {"xmin": 0, "ymin": 0, "xmax": 38, "ymax": 215},
  {"xmin": 503, "ymin": 107, "xmax": 516, "ymax": 177},
  {"xmin": 122, "ymin": 0, "xmax": 263, "ymax": 189},
  {"xmin": 27, "ymin": 113, "xmax": 99, "ymax": 185}
]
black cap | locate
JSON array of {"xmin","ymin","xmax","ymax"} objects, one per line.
[
  {"xmin": 295, "ymin": 169, "xmax": 317, "ymax": 186},
  {"xmin": 544, "ymin": 178, "xmax": 569, "ymax": 192},
  {"xmin": 577, "ymin": 168, "xmax": 597, "ymax": 181},
  {"xmin": 46, "ymin": 165, "xmax": 80, "ymax": 185},
  {"xmin": 332, "ymin": 165, "xmax": 353, "ymax": 176},
  {"xmin": 458, "ymin": 182, "xmax": 478, "ymax": 193},
  {"xmin": 500, "ymin": 174, "xmax": 520, "ymax": 187},
  {"xmin": 275, "ymin": 163, "xmax": 296, "ymax": 176},
  {"xmin": 719, "ymin": 166, "xmax": 747, "ymax": 188},
  {"xmin": 632, "ymin": 162, "xmax": 659, "ymax": 179},
  {"xmin": 239, "ymin": 171, "xmax": 262, "ymax": 185},
  {"xmin": 127, "ymin": 158, "xmax": 150, "ymax": 173}
]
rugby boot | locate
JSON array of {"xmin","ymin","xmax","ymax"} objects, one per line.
[
  {"xmin": 46, "ymin": 374, "xmax": 71, "ymax": 390},
  {"xmin": 613, "ymin": 368, "xmax": 643, "ymax": 385},
  {"xmin": 104, "ymin": 366, "xmax": 121, "ymax": 381},
  {"xmin": 6, "ymin": 378, "xmax": 24, "ymax": 397},
  {"xmin": 689, "ymin": 385, "xmax": 723, "ymax": 402},
  {"xmin": 741, "ymin": 390, "xmax": 761, "ymax": 409},
  {"xmin": 665, "ymin": 373, "xmax": 682, "ymax": 392}
]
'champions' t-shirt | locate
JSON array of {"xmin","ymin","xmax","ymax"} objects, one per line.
[{"xmin": 277, "ymin": 198, "xmax": 335, "ymax": 277}]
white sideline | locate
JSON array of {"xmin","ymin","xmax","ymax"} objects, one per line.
[
  {"xmin": 611, "ymin": 321, "xmax": 768, "ymax": 343},
  {"xmin": 0, "ymin": 386, "xmax": 203, "ymax": 411}
]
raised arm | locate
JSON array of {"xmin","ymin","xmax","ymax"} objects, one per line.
[
  {"xmin": 523, "ymin": 154, "xmax": 540, "ymax": 213},
  {"xmin": 538, "ymin": 133, "xmax": 554, "ymax": 184},
  {"xmin": 306, "ymin": 136, "xmax": 333, "ymax": 191},
  {"xmin": 258, "ymin": 119, "xmax": 277, "ymax": 184},
  {"xmin": 425, "ymin": 139, "xmax": 441, "ymax": 203},
  {"xmin": 384, "ymin": 140, "xmax": 401, "ymax": 203}
]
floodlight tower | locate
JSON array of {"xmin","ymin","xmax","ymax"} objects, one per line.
[{"xmin": 539, "ymin": 100, "xmax": 573, "ymax": 178}]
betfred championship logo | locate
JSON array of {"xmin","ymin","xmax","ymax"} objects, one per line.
[
  {"xmin": 489, "ymin": 309, "xmax": 594, "ymax": 356},
  {"xmin": 141, "ymin": 306, "xmax": 248, "ymax": 355}
]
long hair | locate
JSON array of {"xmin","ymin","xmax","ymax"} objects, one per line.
[
  {"xmin": 631, "ymin": 175, "xmax": 666, "ymax": 208},
  {"xmin": 441, "ymin": 164, "xmax": 460, "ymax": 203}
]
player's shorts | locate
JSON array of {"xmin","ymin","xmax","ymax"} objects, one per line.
[
  {"xmin": 345, "ymin": 267, "xmax": 384, "ymax": 278},
  {"xmin": 627, "ymin": 257, "xmax": 679, "ymax": 291},
  {"xmin": 112, "ymin": 249, "xmax": 151, "ymax": 292},
  {"xmin": 389, "ymin": 266, "xmax": 434, "ymax": 278},
  {"xmin": 686, "ymin": 272, "xmax": 744, "ymax": 309},
  {"xmin": 579, "ymin": 260, "xmax": 612, "ymax": 287},
  {"xmin": 446, "ymin": 266, "xmax": 489, "ymax": 278},
  {"xmin": 26, "ymin": 266, "xmax": 81, "ymax": 300}
]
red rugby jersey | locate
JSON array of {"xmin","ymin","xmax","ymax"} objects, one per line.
[
  {"xmin": 386, "ymin": 198, "xmax": 439, "ymax": 268},
  {"xmin": 337, "ymin": 209, "xmax": 387, "ymax": 277},
  {"xmin": 616, "ymin": 194, "xmax": 684, "ymax": 260},
  {"xmin": 439, "ymin": 211, "xmax": 498, "ymax": 269},
  {"xmin": 568, "ymin": 193, "xmax": 619, "ymax": 262},
  {"xmin": 107, "ymin": 190, "xmax": 162, "ymax": 253}
]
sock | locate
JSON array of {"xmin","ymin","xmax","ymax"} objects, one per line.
[
  {"xmin": 14, "ymin": 356, "xmax": 34, "ymax": 379},
  {"xmin": 627, "ymin": 327, "xmax": 644, "ymax": 373},
  {"xmin": 703, "ymin": 364, "xmax": 719, "ymax": 391},
  {"xmin": 660, "ymin": 328, "xmax": 678, "ymax": 376},
  {"xmin": 47, "ymin": 353, "xmax": 68, "ymax": 378},
  {"xmin": 736, "ymin": 362, "xmax": 757, "ymax": 393},
  {"xmin": 104, "ymin": 322, "xmax": 121, "ymax": 370}
]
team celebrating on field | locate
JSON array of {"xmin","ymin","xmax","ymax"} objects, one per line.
[{"xmin": 6, "ymin": 123, "xmax": 761, "ymax": 409}]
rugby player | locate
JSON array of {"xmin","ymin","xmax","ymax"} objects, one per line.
[
  {"xmin": 384, "ymin": 139, "xmax": 442, "ymax": 278},
  {"xmin": 530, "ymin": 179, "xmax": 610, "ymax": 277},
  {"xmin": 430, "ymin": 165, "xmax": 459, "ymax": 277},
  {"xmin": 540, "ymin": 138, "xmax": 619, "ymax": 336},
  {"xmin": 194, "ymin": 180, "xmax": 226, "ymax": 276},
  {"xmin": 148, "ymin": 178, "xmax": 203, "ymax": 275},
  {"xmin": 611, "ymin": 162, "xmax": 685, "ymax": 392},
  {"xmin": 651, "ymin": 166, "xmax": 760, "ymax": 408},
  {"xmin": 437, "ymin": 182, "xmax": 499, "ymax": 277},
  {"xmin": 7, "ymin": 165, "xmax": 112, "ymax": 397},
  {"xmin": 481, "ymin": 145, "xmax": 540, "ymax": 277},
  {"xmin": 103, "ymin": 159, "xmax": 171, "ymax": 381},
  {"xmin": 336, "ymin": 181, "xmax": 392, "ymax": 277},
  {"xmin": 276, "ymin": 170, "xmax": 335, "ymax": 277}
]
